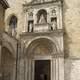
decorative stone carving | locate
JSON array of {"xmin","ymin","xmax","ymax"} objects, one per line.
[
  {"xmin": 29, "ymin": 0, "xmax": 54, "ymax": 5},
  {"xmin": 25, "ymin": 0, "xmax": 63, "ymax": 32},
  {"xmin": 51, "ymin": 18, "xmax": 57, "ymax": 30},
  {"xmin": 39, "ymin": 14, "xmax": 46, "ymax": 24},
  {"xmin": 51, "ymin": 8, "xmax": 56, "ymax": 16},
  {"xmin": 29, "ymin": 22, "xmax": 33, "ymax": 32},
  {"xmin": 28, "ymin": 11, "xmax": 33, "ymax": 19}
]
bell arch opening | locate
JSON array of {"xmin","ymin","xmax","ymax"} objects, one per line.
[{"xmin": 1, "ymin": 47, "xmax": 15, "ymax": 80}]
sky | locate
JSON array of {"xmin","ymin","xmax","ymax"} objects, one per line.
[{"xmin": 6, "ymin": 0, "xmax": 32, "ymax": 5}]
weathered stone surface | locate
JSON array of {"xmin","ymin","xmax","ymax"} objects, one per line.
[
  {"xmin": 63, "ymin": 0, "xmax": 80, "ymax": 57},
  {"xmin": 65, "ymin": 59, "xmax": 80, "ymax": 80},
  {"xmin": 5, "ymin": 0, "xmax": 80, "ymax": 57},
  {"xmin": 3, "ymin": 0, "xmax": 80, "ymax": 80}
]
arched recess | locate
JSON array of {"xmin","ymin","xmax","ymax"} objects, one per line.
[
  {"xmin": 25, "ymin": 38, "xmax": 59, "ymax": 58},
  {"xmin": 2, "ymin": 41, "xmax": 15, "ymax": 57},
  {"xmin": 6, "ymin": 14, "xmax": 18, "ymax": 36},
  {"xmin": 7, "ymin": 14, "xmax": 17, "ymax": 27},
  {"xmin": 23, "ymin": 38, "xmax": 61, "ymax": 80},
  {"xmin": 37, "ymin": 9, "xmax": 47, "ymax": 23},
  {"xmin": 9, "ymin": 15, "xmax": 17, "ymax": 28},
  {"xmin": 1, "ymin": 47, "xmax": 15, "ymax": 80}
]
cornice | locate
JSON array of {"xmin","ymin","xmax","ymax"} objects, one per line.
[{"xmin": 20, "ymin": 29, "xmax": 64, "ymax": 38}]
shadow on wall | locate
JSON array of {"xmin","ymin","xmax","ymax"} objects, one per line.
[
  {"xmin": 63, "ymin": 0, "xmax": 72, "ymax": 58},
  {"xmin": 63, "ymin": 1, "xmax": 72, "ymax": 80},
  {"xmin": 64, "ymin": 58, "xmax": 72, "ymax": 80},
  {"xmin": 63, "ymin": 28, "xmax": 71, "ymax": 58}
]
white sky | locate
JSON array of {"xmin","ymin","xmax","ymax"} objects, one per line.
[{"xmin": 6, "ymin": 0, "xmax": 32, "ymax": 5}]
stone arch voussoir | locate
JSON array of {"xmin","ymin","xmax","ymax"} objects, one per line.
[{"xmin": 24, "ymin": 36, "xmax": 61, "ymax": 57}]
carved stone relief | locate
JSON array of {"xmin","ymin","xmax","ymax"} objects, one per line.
[
  {"xmin": 28, "ymin": 12, "xmax": 33, "ymax": 19},
  {"xmin": 30, "ymin": 0, "xmax": 54, "ymax": 4},
  {"xmin": 51, "ymin": 8, "xmax": 56, "ymax": 16}
]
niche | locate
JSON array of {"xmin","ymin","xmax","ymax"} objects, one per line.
[
  {"xmin": 51, "ymin": 17, "xmax": 57, "ymax": 30},
  {"xmin": 28, "ymin": 20, "xmax": 34, "ymax": 32}
]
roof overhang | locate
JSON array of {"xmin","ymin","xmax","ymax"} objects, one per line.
[{"xmin": 0, "ymin": 0, "xmax": 9, "ymax": 9}]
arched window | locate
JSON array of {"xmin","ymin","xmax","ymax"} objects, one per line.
[
  {"xmin": 9, "ymin": 15, "xmax": 17, "ymax": 36},
  {"xmin": 9, "ymin": 15, "xmax": 17, "ymax": 28},
  {"xmin": 37, "ymin": 9, "xmax": 47, "ymax": 24}
]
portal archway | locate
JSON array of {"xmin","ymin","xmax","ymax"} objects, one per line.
[
  {"xmin": 24, "ymin": 38, "xmax": 58, "ymax": 80},
  {"xmin": 26, "ymin": 38, "xmax": 57, "ymax": 58}
]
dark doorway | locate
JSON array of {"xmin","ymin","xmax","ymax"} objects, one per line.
[{"xmin": 34, "ymin": 60, "xmax": 51, "ymax": 80}]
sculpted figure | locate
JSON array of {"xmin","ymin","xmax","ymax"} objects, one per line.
[
  {"xmin": 29, "ymin": 22, "xmax": 33, "ymax": 32},
  {"xmin": 51, "ymin": 19, "xmax": 57, "ymax": 30},
  {"xmin": 39, "ymin": 14, "xmax": 46, "ymax": 24}
]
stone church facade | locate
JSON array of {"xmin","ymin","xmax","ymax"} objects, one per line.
[{"xmin": 0, "ymin": 0, "xmax": 80, "ymax": 80}]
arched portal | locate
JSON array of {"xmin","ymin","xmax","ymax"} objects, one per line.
[
  {"xmin": 1, "ymin": 47, "xmax": 15, "ymax": 80},
  {"xmin": 26, "ymin": 38, "xmax": 57, "ymax": 58},
  {"xmin": 25, "ymin": 38, "xmax": 58, "ymax": 80}
]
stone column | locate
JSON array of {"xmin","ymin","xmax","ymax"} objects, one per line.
[
  {"xmin": 13, "ymin": 62, "xmax": 16, "ymax": 80},
  {"xmin": 56, "ymin": 7, "xmax": 59, "ymax": 29},
  {"xmin": 52, "ymin": 55, "xmax": 64, "ymax": 80},
  {"xmin": 28, "ymin": 59, "xmax": 32, "ymax": 80},
  {"xmin": 25, "ymin": 59, "xmax": 34, "ymax": 80},
  {"xmin": 25, "ymin": 59, "xmax": 28, "ymax": 80},
  {"xmin": 19, "ymin": 58, "xmax": 25, "ymax": 80},
  {"xmin": 52, "ymin": 56, "xmax": 59, "ymax": 80},
  {"xmin": 58, "ymin": 57, "xmax": 64, "ymax": 80},
  {"xmin": 18, "ymin": 43, "xmax": 25, "ymax": 80},
  {"xmin": 52, "ymin": 57, "xmax": 56, "ymax": 80},
  {"xmin": 15, "ymin": 42, "xmax": 23, "ymax": 80},
  {"xmin": 59, "ymin": 2, "xmax": 63, "ymax": 29},
  {"xmin": 55, "ymin": 57, "xmax": 59, "ymax": 80},
  {"xmin": 23, "ymin": 9, "xmax": 27, "ymax": 32}
]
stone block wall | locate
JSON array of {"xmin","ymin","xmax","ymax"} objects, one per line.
[
  {"xmin": 63, "ymin": 0, "xmax": 80, "ymax": 57},
  {"xmin": 63, "ymin": 0, "xmax": 80, "ymax": 79},
  {"xmin": 65, "ymin": 58, "xmax": 80, "ymax": 80}
]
